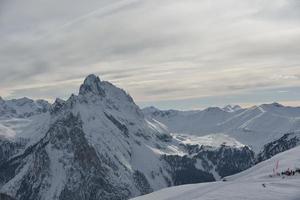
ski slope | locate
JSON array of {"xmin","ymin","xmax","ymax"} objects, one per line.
[{"xmin": 132, "ymin": 146, "xmax": 300, "ymax": 200}]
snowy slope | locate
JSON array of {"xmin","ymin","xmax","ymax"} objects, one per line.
[
  {"xmin": 227, "ymin": 145, "xmax": 300, "ymax": 181},
  {"xmin": 172, "ymin": 133, "xmax": 245, "ymax": 148},
  {"xmin": 132, "ymin": 146, "xmax": 300, "ymax": 200}
]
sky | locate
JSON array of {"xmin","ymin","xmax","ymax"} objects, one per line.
[{"xmin": 0, "ymin": 0, "xmax": 300, "ymax": 110}]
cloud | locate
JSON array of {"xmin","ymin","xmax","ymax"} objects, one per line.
[{"xmin": 0, "ymin": 0, "xmax": 300, "ymax": 109}]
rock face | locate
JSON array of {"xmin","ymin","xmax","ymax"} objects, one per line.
[{"xmin": 0, "ymin": 75, "xmax": 257, "ymax": 200}]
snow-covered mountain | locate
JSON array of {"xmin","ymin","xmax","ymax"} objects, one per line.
[
  {"xmin": 0, "ymin": 75, "xmax": 254, "ymax": 200},
  {"xmin": 143, "ymin": 103, "xmax": 300, "ymax": 152},
  {"xmin": 132, "ymin": 145, "xmax": 300, "ymax": 200},
  {"xmin": 0, "ymin": 97, "xmax": 50, "ymax": 119},
  {"xmin": 143, "ymin": 106, "xmax": 236, "ymax": 136}
]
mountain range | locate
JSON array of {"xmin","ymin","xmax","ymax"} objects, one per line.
[
  {"xmin": 143, "ymin": 102, "xmax": 300, "ymax": 152},
  {"xmin": 0, "ymin": 74, "xmax": 299, "ymax": 200}
]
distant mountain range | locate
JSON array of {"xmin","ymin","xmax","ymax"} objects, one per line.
[
  {"xmin": 0, "ymin": 74, "xmax": 299, "ymax": 200},
  {"xmin": 143, "ymin": 102, "xmax": 300, "ymax": 151}
]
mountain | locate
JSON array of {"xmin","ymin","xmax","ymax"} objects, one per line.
[
  {"xmin": 132, "ymin": 145, "xmax": 300, "ymax": 200},
  {"xmin": 143, "ymin": 103, "xmax": 300, "ymax": 151},
  {"xmin": 0, "ymin": 75, "xmax": 254, "ymax": 200}
]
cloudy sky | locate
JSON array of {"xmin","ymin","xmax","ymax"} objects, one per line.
[{"xmin": 1, "ymin": 0, "xmax": 300, "ymax": 110}]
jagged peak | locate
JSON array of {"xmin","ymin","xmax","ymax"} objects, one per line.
[
  {"xmin": 204, "ymin": 107, "xmax": 225, "ymax": 113},
  {"xmin": 79, "ymin": 74, "xmax": 106, "ymax": 97},
  {"xmin": 84, "ymin": 74, "xmax": 99, "ymax": 83},
  {"xmin": 223, "ymin": 105, "xmax": 242, "ymax": 112},
  {"xmin": 51, "ymin": 98, "xmax": 66, "ymax": 114},
  {"xmin": 264, "ymin": 102, "xmax": 284, "ymax": 107},
  {"xmin": 259, "ymin": 102, "xmax": 285, "ymax": 110},
  {"xmin": 53, "ymin": 98, "xmax": 65, "ymax": 105}
]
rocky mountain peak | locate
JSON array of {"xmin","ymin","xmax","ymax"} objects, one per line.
[
  {"xmin": 51, "ymin": 98, "xmax": 66, "ymax": 114},
  {"xmin": 223, "ymin": 105, "xmax": 242, "ymax": 112},
  {"xmin": 79, "ymin": 74, "xmax": 106, "ymax": 97}
]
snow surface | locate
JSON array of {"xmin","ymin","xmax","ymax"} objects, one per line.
[
  {"xmin": 132, "ymin": 146, "xmax": 300, "ymax": 200},
  {"xmin": 172, "ymin": 133, "xmax": 245, "ymax": 148}
]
